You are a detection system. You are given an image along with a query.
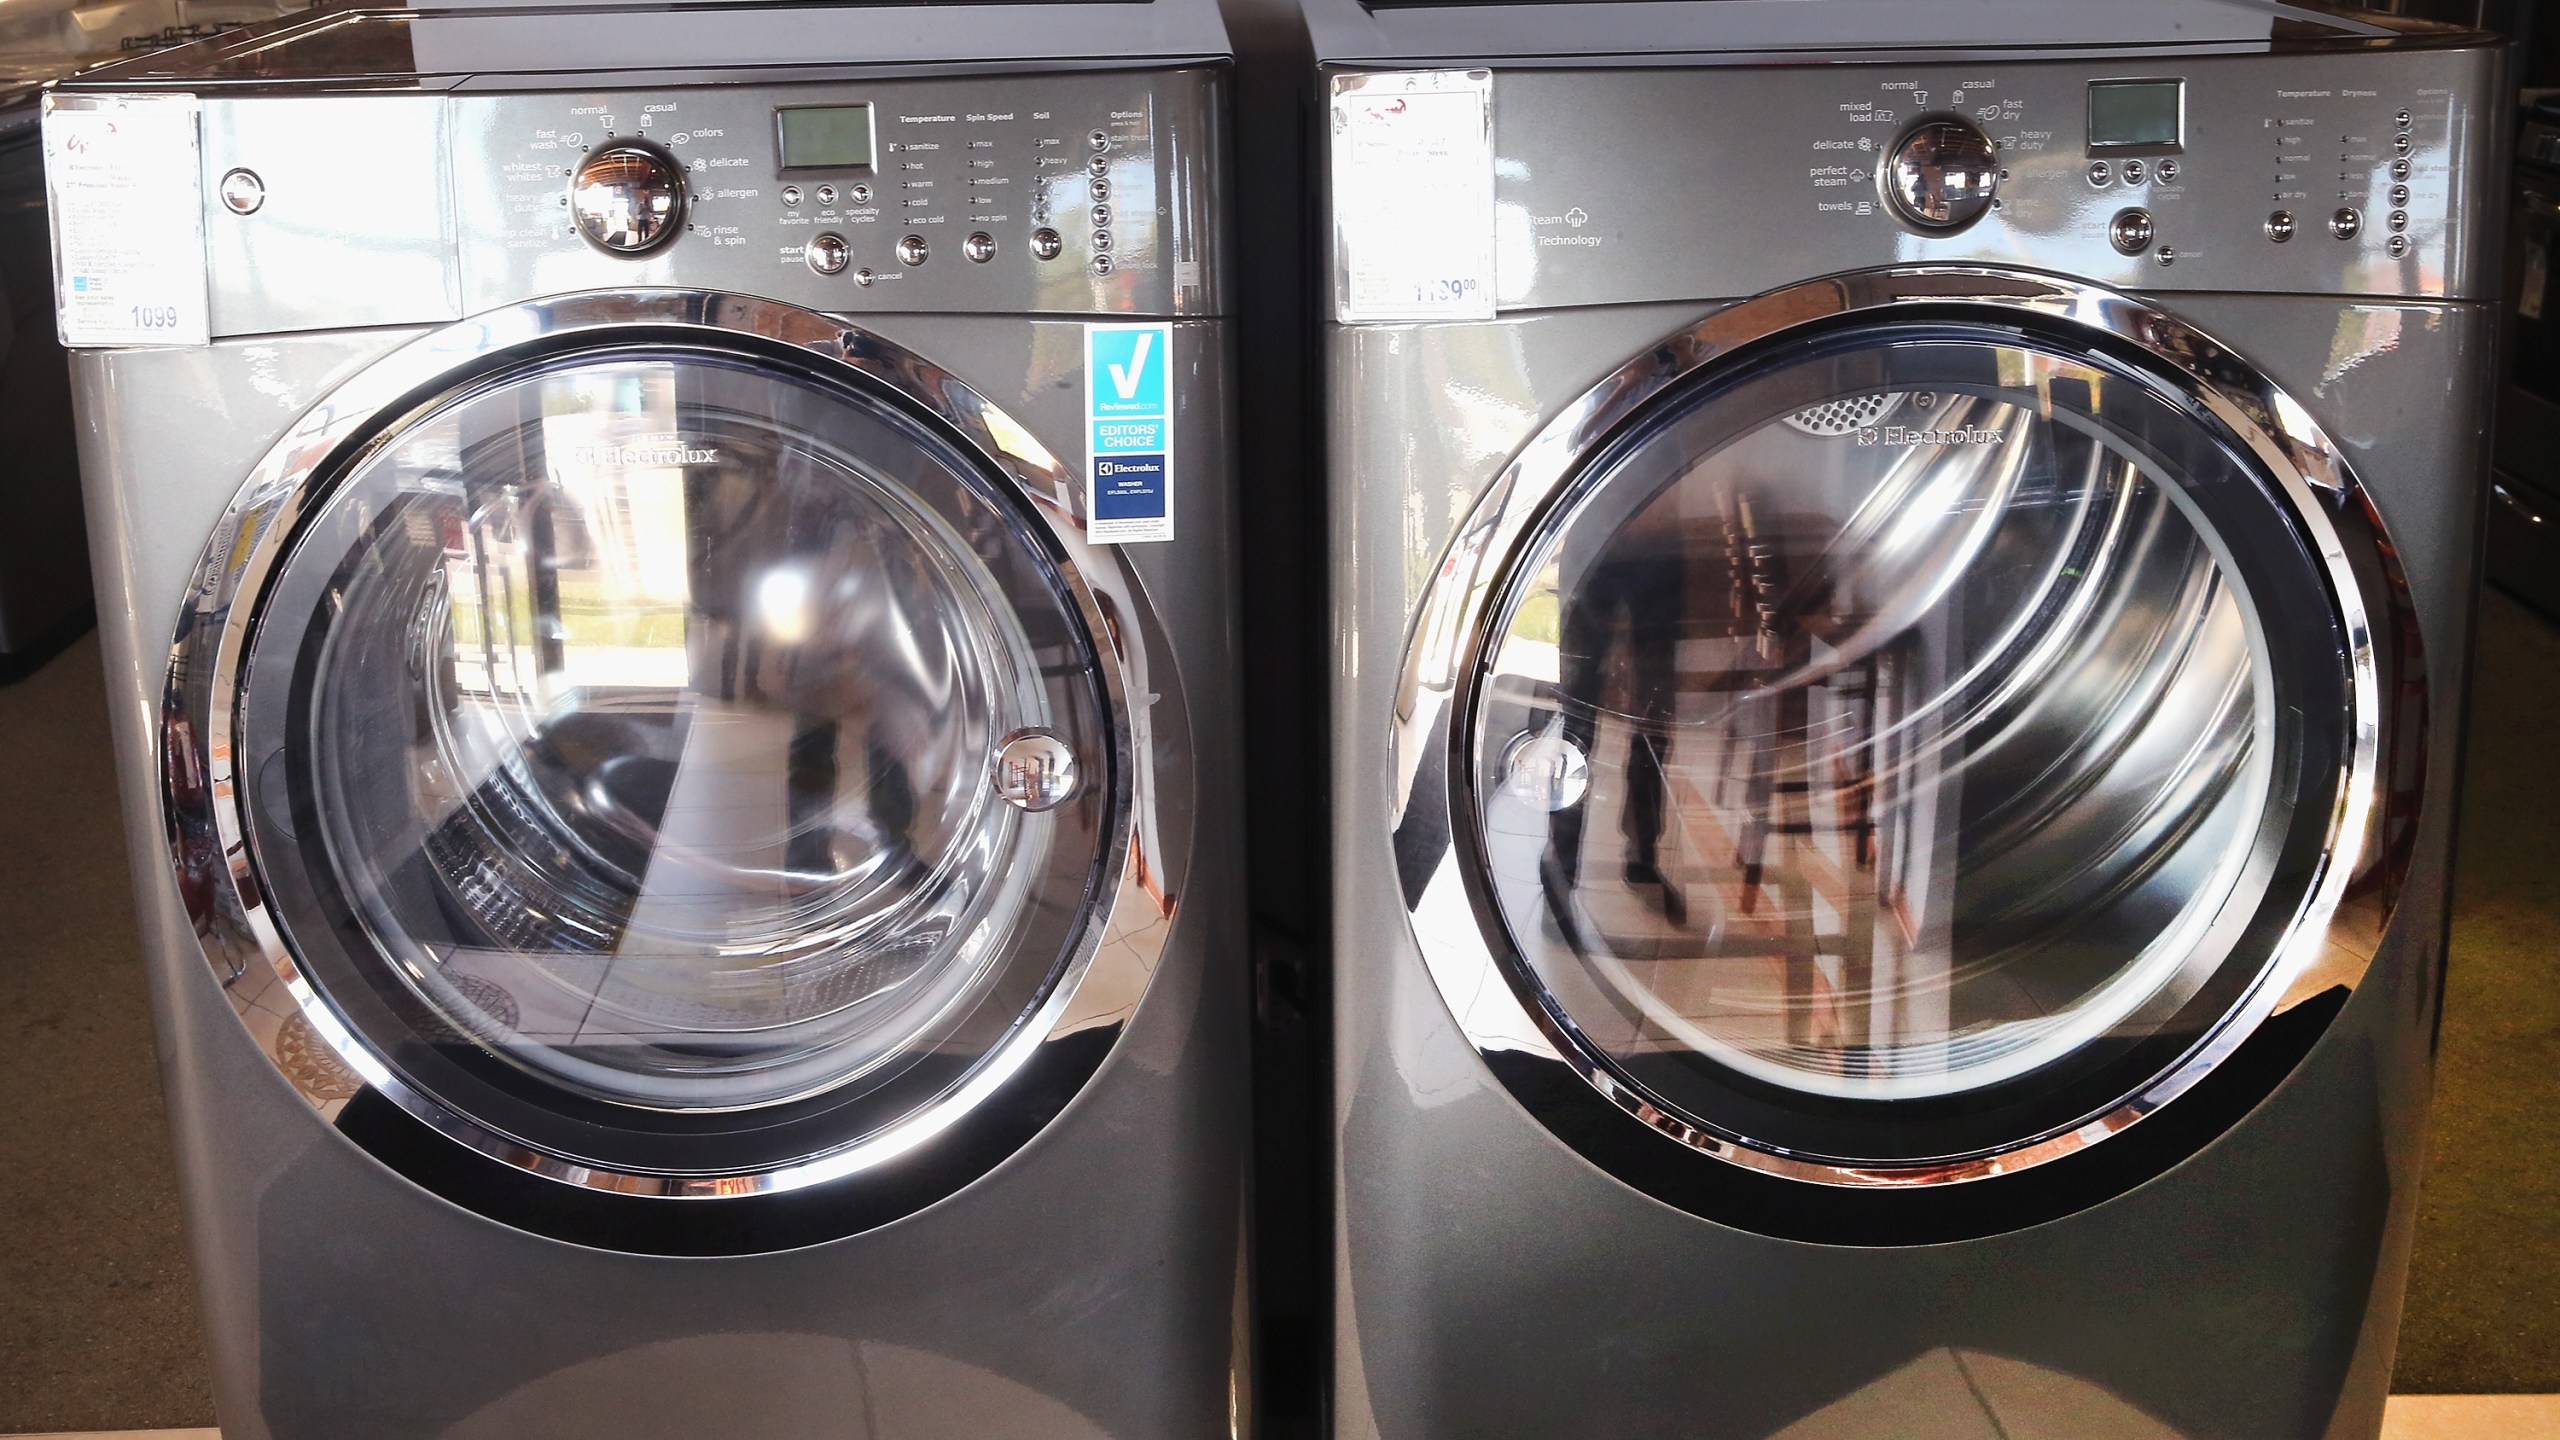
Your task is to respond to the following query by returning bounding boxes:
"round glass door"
[236,343,1114,1175]
[1467,322,2353,1168]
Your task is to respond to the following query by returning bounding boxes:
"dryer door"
[1395,270,2418,1242]
[169,293,1177,1254]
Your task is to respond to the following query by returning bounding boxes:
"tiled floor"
[15,1396,2560,1438]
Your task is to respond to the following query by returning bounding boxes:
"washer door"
[1394,271,2418,1242]
[170,294,1175,1253]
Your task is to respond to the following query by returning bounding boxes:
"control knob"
[1883,117,2001,232]
[569,142,685,255]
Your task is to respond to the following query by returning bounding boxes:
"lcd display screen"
[2088,81,2184,150]
[777,105,875,170]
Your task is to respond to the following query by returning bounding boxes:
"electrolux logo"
[1856,424,2007,448]
[574,435,720,467]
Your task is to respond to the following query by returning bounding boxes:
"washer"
[55,4,1245,1435]
[1315,3,2500,1435]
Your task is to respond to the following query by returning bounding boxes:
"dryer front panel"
[1390,270,2419,1240]
[164,292,1187,1252]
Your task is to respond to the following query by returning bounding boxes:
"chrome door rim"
[166,289,1182,1202]
[1387,266,2406,1190]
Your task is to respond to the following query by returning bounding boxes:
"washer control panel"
[190,65,1222,333]
[1474,45,2497,310]
[454,70,1213,314]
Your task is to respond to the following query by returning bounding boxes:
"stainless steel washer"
[54,4,1246,1434]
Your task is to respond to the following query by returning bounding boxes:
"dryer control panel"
[1357,44,2499,313]
[180,66,1224,339]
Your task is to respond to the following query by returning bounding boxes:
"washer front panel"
[1389,268,2415,1193]
[162,291,1187,1239]
[1327,42,2499,312]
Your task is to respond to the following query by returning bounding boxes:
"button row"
[2086,157,2179,188]
[780,183,870,209]
[804,226,1089,276]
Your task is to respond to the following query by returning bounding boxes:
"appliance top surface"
[61,0,1230,89]
[1304,0,2480,67]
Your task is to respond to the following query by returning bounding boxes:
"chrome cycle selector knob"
[1883,117,2001,232]
[569,143,685,255]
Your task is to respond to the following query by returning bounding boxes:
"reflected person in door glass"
[1548,482,1691,927]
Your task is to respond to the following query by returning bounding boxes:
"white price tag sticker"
[42,93,210,349]
[1331,70,1495,323]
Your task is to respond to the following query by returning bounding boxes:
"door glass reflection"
[286,354,1102,1111]
[1475,359,2278,1107]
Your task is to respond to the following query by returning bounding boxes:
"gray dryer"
[1314,2,2501,1436]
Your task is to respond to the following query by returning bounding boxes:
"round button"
[569,142,685,255]
[852,267,876,287]
[2108,206,2156,256]
[2388,235,2411,258]
[963,231,997,263]
[1088,130,1110,152]
[781,185,802,208]
[992,729,1079,811]
[1031,227,1064,261]
[2266,209,2297,243]
[2390,183,2411,206]
[1091,230,1113,252]
[897,234,930,266]
[2122,158,2146,185]
[2156,158,2180,183]
[1886,117,2001,231]
[850,183,872,204]
[1088,156,1109,177]
[2087,159,2112,187]
[1090,177,1112,202]
[2391,158,2412,180]
[2388,209,2408,233]
[2332,207,2363,240]
[218,167,265,216]
[1091,253,1116,276]
[2397,109,2414,129]
[805,232,850,275]
[1091,203,1113,227]
[816,184,837,206]
[2155,245,2177,267]
[1501,733,1590,813]
[2394,134,2414,156]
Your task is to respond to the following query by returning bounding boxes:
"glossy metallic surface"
[1379,48,2498,313]
[995,729,1081,812]
[164,291,1181,1201]
[1388,268,2407,1188]
[216,166,262,215]
[64,55,1228,337]
[1883,116,1999,231]
[2110,206,2156,254]
[570,143,685,255]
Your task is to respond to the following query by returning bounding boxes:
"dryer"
[54,4,1245,1436]
[1315,3,2501,1436]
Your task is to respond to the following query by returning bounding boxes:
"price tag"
[43,93,211,348]
[1331,70,1495,324]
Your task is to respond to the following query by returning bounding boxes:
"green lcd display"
[776,104,876,170]
[2088,80,2184,151]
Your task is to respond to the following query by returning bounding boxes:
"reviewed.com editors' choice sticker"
[1086,322,1174,544]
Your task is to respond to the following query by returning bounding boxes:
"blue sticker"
[1085,323,1174,543]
